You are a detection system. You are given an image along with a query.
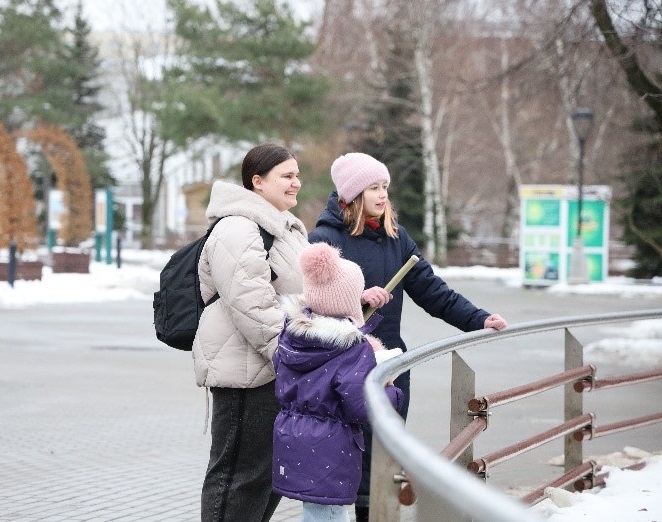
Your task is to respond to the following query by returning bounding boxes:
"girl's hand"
[361,286,392,308]
[484,314,508,331]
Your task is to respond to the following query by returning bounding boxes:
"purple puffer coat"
[272,296,403,505]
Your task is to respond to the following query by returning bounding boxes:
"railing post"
[443,351,476,521]
[564,329,584,477]
[369,420,403,522]
[451,351,476,469]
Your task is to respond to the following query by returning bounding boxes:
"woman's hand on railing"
[484,314,508,330]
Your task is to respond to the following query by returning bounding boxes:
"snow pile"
[532,448,662,521]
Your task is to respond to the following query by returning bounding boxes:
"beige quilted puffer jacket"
[193,181,308,388]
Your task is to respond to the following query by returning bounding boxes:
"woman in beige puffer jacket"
[196,144,308,522]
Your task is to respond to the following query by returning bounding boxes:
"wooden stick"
[363,255,419,321]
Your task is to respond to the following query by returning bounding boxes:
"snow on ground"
[1,252,661,521]
[4,251,662,308]
[531,448,662,522]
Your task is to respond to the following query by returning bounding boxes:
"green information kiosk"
[519,184,611,286]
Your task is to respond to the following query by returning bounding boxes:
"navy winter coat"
[308,192,491,355]
[272,296,403,505]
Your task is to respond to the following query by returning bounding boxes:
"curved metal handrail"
[364,309,662,522]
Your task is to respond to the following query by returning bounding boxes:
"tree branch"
[590,0,662,126]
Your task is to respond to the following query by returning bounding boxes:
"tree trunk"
[498,38,522,239]
[415,42,446,266]
[590,0,662,128]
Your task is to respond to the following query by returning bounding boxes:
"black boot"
[355,506,369,522]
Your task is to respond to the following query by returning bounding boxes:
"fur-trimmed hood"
[206,180,306,239]
[278,295,384,372]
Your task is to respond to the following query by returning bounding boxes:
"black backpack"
[153,218,275,351]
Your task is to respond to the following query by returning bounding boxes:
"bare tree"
[111,23,179,249]
[589,0,662,126]
[407,1,447,263]
[315,0,652,255]
[589,0,662,264]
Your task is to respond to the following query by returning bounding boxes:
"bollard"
[116,235,122,269]
[8,241,17,287]
[95,233,102,262]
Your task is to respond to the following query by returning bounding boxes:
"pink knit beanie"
[299,243,365,326]
[331,152,390,203]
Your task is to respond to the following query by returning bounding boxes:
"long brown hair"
[341,193,399,238]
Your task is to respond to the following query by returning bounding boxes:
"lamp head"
[571,108,594,142]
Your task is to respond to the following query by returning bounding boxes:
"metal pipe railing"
[573,412,662,440]
[574,368,662,392]
[441,416,488,461]
[468,365,595,412]
[520,461,596,505]
[467,414,594,474]
[364,308,662,522]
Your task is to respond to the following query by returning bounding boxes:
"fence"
[446,240,635,274]
[364,309,662,522]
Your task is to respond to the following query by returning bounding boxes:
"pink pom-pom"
[298,243,340,285]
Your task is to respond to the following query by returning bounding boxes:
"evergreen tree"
[0,1,112,191]
[161,0,329,147]
[0,0,75,128]
[615,118,662,278]
[0,0,111,244]
[355,36,427,245]
[63,1,113,190]
[0,0,70,232]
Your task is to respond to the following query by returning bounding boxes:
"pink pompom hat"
[298,243,365,326]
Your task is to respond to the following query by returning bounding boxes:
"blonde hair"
[340,193,399,238]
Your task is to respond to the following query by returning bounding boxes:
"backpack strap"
[258,225,277,281]
[203,218,223,307]
[204,221,277,308]
[207,217,222,235]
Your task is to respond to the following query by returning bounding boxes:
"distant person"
[272,242,403,522]
[195,143,308,522]
[308,152,508,521]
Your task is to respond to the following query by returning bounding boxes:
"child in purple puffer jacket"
[273,242,404,522]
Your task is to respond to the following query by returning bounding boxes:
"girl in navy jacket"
[308,152,507,521]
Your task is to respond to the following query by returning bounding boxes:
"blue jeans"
[302,502,350,522]
[201,382,281,522]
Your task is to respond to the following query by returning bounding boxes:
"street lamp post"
[568,107,594,284]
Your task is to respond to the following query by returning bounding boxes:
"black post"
[116,235,122,269]
[576,135,585,238]
[8,241,17,288]
[569,108,594,284]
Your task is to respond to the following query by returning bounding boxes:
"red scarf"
[364,218,381,230]
[339,201,381,230]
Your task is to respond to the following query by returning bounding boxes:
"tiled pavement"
[5,262,662,522]
[6,292,661,521]
[0,301,414,521]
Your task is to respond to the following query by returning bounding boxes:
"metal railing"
[364,309,662,522]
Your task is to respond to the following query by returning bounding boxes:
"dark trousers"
[356,370,410,509]
[201,382,282,522]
